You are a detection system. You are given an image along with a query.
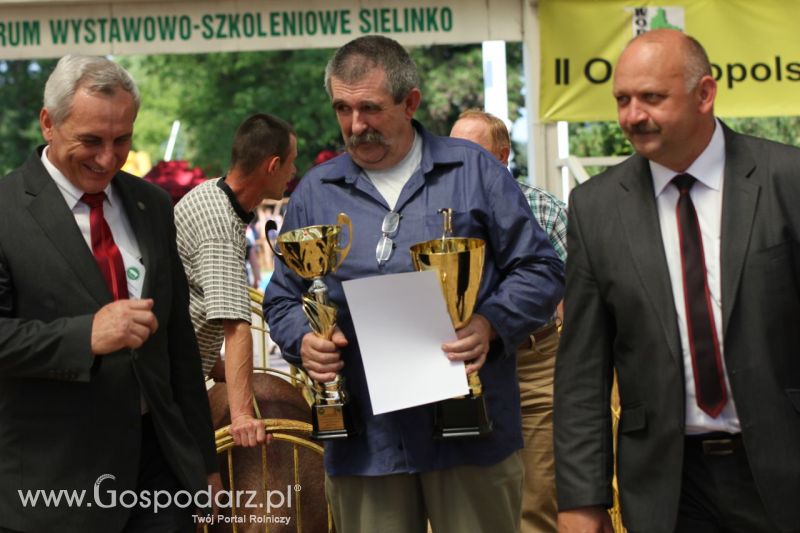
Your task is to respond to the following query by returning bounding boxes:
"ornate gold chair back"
[202,419,334,533]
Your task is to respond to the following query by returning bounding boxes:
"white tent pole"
[164,119,181,162]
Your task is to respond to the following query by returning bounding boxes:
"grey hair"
[324,35,419,103]
[43,54,140,125]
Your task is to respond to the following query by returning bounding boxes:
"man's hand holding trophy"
[410,208,493,439]
[266,214,361,440]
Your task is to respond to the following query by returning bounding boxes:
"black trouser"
[672,433,777,533]
[122,414,195,533]
[3,416,196,533]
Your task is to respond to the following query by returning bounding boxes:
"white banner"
[0,0,522,59]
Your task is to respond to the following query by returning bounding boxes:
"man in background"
[0,54,219,532]
[175,113,297,447]
[451,109,567,533]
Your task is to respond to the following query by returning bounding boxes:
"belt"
[518,320,559,350]
[685,432,743,456]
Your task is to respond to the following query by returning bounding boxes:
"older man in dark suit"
[0,55,219,533]
[554,30,800,533]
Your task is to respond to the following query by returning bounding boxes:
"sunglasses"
[376,211,401,266]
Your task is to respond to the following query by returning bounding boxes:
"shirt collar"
[651,118,725,197]
[216,176,255,223]
[40,145,117,209]
[319,120,462,184]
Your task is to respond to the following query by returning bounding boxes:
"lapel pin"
[137,201,146,211]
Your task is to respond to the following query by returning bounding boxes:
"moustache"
[628,122,660,135]
[346,131,388,150]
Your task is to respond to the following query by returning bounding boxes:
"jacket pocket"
[619,402,647,434]
[424,211,483,240]
[786,389,800,414]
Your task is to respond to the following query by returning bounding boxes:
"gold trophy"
[265,213,360,439]
[409,208,493,439]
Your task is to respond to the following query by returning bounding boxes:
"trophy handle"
[438,208,454,238]
[332,212,352,271]
[264,220,285,266]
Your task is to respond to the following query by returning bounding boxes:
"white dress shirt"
[41,147,148,413]
[41,147,143,295]
[651,120,740,434]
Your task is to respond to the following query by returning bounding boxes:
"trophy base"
[311,401,361,440]
[433,395,493,439]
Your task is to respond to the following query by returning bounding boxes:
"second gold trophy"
[410,208,493,439]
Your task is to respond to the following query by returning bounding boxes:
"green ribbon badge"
[126,267,141,280]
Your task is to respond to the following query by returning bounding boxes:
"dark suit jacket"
[554,124,800,533]
[0,149,217,532]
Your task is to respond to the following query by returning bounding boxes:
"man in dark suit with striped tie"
[554,29,800,533]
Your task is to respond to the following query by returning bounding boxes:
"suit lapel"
[114,174,157,299]
[719,127,759,336]
[23,152,111,306]
[617,155,682,364]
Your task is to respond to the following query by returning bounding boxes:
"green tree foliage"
[569,117,800,163]
[412,43,524,136]
[723,116,800,147]
[568,121,632,159]
[0,59,57,175]
[116,55,184,164]
[121,49,341,177]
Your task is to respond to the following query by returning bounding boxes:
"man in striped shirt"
[175,114,297,447]
[451,109,567,533]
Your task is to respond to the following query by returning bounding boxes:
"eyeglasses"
[376,211,401,266]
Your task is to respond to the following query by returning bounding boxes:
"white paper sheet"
[342,270,469,415]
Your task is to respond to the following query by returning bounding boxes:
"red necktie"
[673,174,727,417]
[81,192,129,301]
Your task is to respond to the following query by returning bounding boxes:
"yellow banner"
[540,0,800,121]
